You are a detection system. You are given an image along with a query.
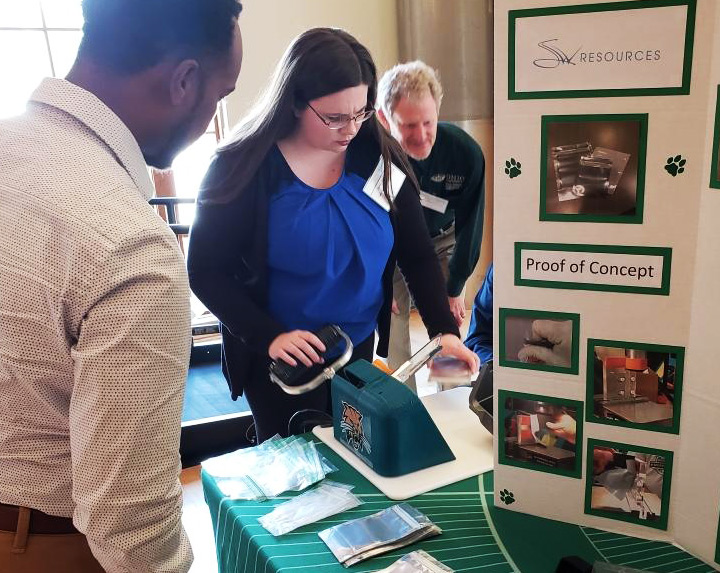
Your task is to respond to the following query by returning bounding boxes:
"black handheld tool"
[524,335,555,349]
[469,360,493,434]
[269,325,353,395]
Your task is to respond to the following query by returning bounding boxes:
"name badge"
[419,191,449,213]
[363,157,406,211]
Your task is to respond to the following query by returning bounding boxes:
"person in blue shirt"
[188,28,479,441]
[464,263,493,364]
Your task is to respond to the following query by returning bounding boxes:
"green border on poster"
[716,506,720,564]
[498,390,584,479]
[584,438,674,531]
[585,339,685,435]
[514,242,673,296]
[710,85,720,189]
[499,308,580,375]
[508,0,696,100]
[539,114,648,224]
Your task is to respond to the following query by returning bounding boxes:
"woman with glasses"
[188,27,479,442]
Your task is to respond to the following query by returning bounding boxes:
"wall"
[224,0,399,126]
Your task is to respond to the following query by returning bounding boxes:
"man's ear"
[169,59,201,107]
[377,108,390,130]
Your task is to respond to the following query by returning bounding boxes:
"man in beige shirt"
[0,1,243,571]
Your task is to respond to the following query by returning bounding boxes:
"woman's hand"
[447,296,466,327]
[437,334,480,374]
[269,330,326,367]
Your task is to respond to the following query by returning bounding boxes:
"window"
[0,1,83,119]
[153,107,229,231]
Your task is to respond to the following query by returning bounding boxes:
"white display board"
[495,0,720,568]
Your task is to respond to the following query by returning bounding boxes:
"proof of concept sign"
[515,242,672,295]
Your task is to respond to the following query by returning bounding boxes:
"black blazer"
[187,134,458,399]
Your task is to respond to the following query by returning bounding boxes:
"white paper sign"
[511,2,692,96]
[516,244,671,293]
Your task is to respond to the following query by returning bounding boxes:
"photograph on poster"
[585,439,673,530]
[499,308,579,374]
[499,391,583,478]
[587,340,684,435]
[540,114,648,223]
[716,504,720,565]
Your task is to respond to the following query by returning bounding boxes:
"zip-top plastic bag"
[202,435,336,500]
[376,550,454,572]
[259,481,362,536]
[319,503,441,566]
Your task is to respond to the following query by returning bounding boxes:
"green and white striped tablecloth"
[203,441,714,573]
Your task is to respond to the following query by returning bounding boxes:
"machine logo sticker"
[340,401,371,455]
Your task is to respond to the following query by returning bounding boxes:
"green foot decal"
[500,489,516,505]
[665,155,686,177]
[505,158,522,179]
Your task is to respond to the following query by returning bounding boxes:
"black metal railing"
[148,197,196,236]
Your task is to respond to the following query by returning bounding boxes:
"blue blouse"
[267,155,394,346]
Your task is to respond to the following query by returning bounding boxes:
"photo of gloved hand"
[545,412,576,444]
[517,319,572,367]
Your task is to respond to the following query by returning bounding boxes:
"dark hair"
[200,27,417,205]
[78,0,242,73]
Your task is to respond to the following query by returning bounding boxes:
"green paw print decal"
[665,155,686,177]
[505,158,522,179]
[500,489,516,505]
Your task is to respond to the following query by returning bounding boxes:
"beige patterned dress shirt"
[0,78,193,572]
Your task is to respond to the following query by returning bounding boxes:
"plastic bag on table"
[249,437,327,497]
[319,503,441,566]
[258,481,361,536]
[202,435,335,499]
[376,550,454,572]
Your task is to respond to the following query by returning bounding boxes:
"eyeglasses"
[307,102,376,130]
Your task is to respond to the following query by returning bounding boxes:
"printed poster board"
[495,0,720,567]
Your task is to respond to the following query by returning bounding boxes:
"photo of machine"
[590,345,679,429]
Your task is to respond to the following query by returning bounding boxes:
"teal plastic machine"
[270,325,456,477]
[331,358,455,476]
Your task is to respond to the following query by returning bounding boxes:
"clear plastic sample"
[551,142,631,202]
[551,142,593,200]
[590,147,631,194]
[428,356,473,390]
[572,156,613,197]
